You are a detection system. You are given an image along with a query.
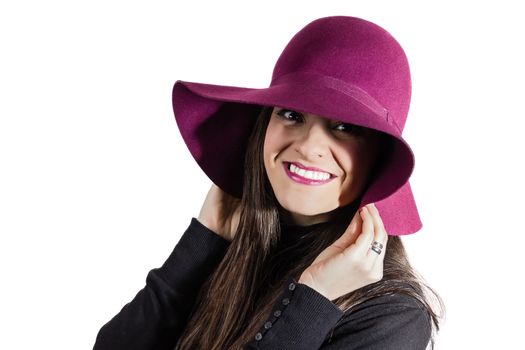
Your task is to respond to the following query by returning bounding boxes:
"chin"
[279,197,337,217]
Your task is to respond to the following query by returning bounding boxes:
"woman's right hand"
[197,183,242,242]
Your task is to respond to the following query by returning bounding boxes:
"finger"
[351,206,375,257]
[367,203,386,236]
[368,207,387,273]
[366,203,387,259]
[362,203,385,270]
[334,209,363,248]
[370,232,388,266]
[370,234,388,280]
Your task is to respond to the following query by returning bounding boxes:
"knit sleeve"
[242,276,344,349]
[243,278,432,350]
[93,217,231,350]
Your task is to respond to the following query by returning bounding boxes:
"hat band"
[270,70,389,120]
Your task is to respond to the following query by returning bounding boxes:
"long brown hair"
[175,105,445,349]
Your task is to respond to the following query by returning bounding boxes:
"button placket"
[253,278,298,342]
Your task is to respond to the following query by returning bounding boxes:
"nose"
[294,120,331,160]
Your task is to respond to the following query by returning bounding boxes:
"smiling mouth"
[283,162,336,185]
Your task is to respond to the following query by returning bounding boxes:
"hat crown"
[271,16,412,132]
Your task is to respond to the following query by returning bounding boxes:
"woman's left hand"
[298,203,388,301]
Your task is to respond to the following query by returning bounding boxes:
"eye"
[334,122,365,136]
[275,108,303,122]
[275,109,365,136]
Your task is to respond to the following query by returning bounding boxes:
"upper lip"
[285,161,337,177]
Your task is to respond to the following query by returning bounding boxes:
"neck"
[277,198,362,227]
[277,206,335,227]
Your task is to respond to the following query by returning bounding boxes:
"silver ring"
[371,241,383,249]
[371,246,382,254]
[371,241,383,255]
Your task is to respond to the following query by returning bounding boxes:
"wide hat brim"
[172,77,422,235]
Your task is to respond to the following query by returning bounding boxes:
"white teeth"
[289,163,330,181]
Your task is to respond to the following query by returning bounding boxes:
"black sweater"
[93,218,432,349]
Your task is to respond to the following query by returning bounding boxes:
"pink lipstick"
[283,161,336,185]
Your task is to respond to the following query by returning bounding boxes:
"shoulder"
[326,293,432,349]
[344,292,428,318]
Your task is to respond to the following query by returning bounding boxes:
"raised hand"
[298,203,388,301]
[197,183,242,242]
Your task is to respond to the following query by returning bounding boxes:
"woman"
[94,16,444,349]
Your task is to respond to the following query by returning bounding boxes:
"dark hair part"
[175,106,445,349]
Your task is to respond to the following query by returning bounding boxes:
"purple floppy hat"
[172,15,422,236]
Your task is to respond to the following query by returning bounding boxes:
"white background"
[1,1,523,348]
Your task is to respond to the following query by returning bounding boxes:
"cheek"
[263,120,284,162]
[335,144,372,205]
[340,141,374,187]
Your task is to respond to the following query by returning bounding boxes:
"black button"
[288,282,296,291]
[273,310,282,317]
[255,332,262,341]
[282,298,290,305]
[264,321,273,329]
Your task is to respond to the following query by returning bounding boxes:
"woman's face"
[263,106,382,226]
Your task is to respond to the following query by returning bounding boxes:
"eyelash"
[275,109,364,135]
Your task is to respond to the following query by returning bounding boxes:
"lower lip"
[283,162,335,185]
